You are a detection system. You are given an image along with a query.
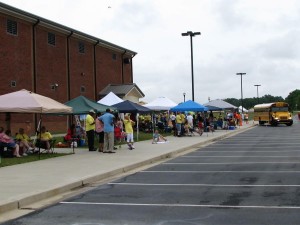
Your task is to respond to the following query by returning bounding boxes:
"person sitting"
[16,128,35,154]
[183,121,193,136]
[37,126,52,152]
[152,129,167,144]
[64,124,80,146]
[0,127,21,157]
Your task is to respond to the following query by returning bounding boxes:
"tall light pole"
[182,31,201,101]
[183,92,186,102]
[254,84,261,104]
[236,73,246,114]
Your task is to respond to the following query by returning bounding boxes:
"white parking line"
[108,183,300,187]
[141,170,300,173]
[163,162,300,164]
[59,201,300,209]
[198,150,300,152]
[182,156,300,158]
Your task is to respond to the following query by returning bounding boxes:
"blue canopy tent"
[170,100,208,112]
[112,100,151,114]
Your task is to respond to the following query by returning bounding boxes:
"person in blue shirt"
[99,108,115,153]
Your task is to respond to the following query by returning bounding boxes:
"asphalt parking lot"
[2,122,300,225]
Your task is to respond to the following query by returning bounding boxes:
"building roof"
[0,2,137,57]
[99,83,145,99]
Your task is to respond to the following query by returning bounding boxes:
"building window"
[48,32,56,46]
[10,80,16,87]
[79,42,85,53]
[112,53,117,60]
[80,86,86,93]
[7,19,17,35]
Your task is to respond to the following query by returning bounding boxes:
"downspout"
[94,40,99,100]
[67,31,73,101]
[67,31,73,127]
[121,50,126,84]
[32,19,40,131]
[131,53,137,83]
[32,19,40,93]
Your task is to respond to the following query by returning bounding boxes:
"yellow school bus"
[254,102,293,126]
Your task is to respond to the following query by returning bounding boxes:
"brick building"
[0,3,138,134]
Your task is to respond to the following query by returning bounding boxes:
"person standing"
[95,112,104,152]
[85,109,96,151]
[170,112,176,136]
[123,115,135,150]
[175,112,183,137]
[186,112,194,128]
[99,108,115,153]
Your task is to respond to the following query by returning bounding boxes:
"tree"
[285,89,300,111]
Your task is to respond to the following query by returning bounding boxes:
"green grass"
[0,130,170,168]
[0,153,70,168]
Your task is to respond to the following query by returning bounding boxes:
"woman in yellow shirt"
[16,128,34,153]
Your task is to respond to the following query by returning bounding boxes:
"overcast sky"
[2,0,300,104]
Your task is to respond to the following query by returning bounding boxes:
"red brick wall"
[0,15,33,93]
[69,37,95,100]
[0,11,134,134]
[96,48,123,93]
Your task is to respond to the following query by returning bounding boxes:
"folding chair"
[35,139,56,153]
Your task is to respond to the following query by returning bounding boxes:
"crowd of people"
[0,108,249,158]
[0,125,54,157]
[81,108,249,154]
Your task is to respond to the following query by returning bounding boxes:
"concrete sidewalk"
[0,122,255,222]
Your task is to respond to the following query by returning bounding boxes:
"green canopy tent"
[64,95,116,114]
[64,96,117,151]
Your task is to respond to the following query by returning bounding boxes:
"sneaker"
[131,145,135,149]
[22,153,28,156]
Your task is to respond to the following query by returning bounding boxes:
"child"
[123,115,135,150]
[152,130,167,144]
[114,122,125,149]
[196,120,204,136]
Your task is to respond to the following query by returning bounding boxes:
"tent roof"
[170,100,208,112]
[204,99,237,110]
[65,95,116,114]
[97,91,124,106]
[143,96,177,111]
[112,100,151,113]
[205,105,223,111]
[238,105,248,112]
[0,89,72,114]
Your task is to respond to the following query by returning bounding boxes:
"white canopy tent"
[97,91,123,106]
[143,96,177,111]
[238,106,248,113]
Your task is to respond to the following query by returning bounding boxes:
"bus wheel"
[286,122,293,126]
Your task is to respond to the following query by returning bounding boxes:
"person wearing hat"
[86,109,96,151]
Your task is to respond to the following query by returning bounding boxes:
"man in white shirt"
[186,112,194,128]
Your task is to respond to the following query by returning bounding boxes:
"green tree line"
[224,89,300,111]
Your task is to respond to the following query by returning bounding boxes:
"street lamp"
[236,73,246,114]
[183,92,186,102]
[182,31,201,101]
[254,84,261,104]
